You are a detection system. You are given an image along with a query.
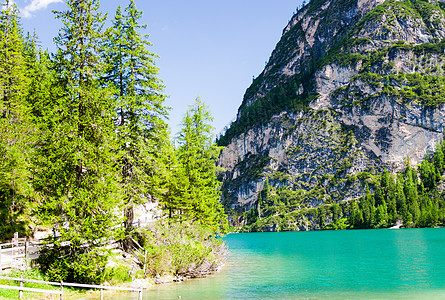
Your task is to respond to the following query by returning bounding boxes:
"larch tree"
[102,0,169,243]
[158,138,191,219]
[0,0,34,239]
[176,97,229,234]
[34,0,122,283]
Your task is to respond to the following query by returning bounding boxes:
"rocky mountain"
[217,0,445,231]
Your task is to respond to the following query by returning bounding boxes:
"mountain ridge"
[217,0,445,231]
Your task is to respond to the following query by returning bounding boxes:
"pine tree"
[102,0,168,239]
[420,157,438,190]
[34,0,122,283]
[358,185,376,228]
[0,0,34,238]
[404,166,420,224]
[433,140,445,174]
[375,202,388,228]
[332,203,341,223]
[176,97,229,233]
[158,142,191,219]
[350,201,363,228]
[22,33,53,118]
[396,175,411,225]
[382,171,397,224]
[317,206,325,228]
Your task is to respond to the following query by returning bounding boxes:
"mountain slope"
[217,0,445,230]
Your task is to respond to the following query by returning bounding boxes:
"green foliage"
[0,269,57,298]
[102,0,169,240]
[349,138,445,229]
[0,0,229,287]
[0,0,36,240]
[32,0,123,283]
[0,269,92,299]
[103,262,132,285]
[172,97,229,233]
[38,245,109,284]
[217,80,314,146]
[241,136,445,232]
[351,71,445,107]
[324,217,349,230]
[134,220,226,277]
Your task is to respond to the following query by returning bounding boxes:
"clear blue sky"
[17,0,303,136]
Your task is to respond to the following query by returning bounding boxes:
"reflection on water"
[393,229,430,289]
[108,228,445,300]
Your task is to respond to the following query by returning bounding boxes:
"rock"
[218,0,445,230]
[130,278,150,289]
[154,274,175,284]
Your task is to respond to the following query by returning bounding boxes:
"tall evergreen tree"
[102,0,169,238]
[176,97,229,233]
[404,166,420,224]
[0,0,34,238]
[22,33,53,118]
[383,171,397,224]
[396,175,410,225]
[34,0,122,283]
[375,202,388,228]
[158,139,191,219]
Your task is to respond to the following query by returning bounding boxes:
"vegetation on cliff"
[218,0,445,232]
[218,0,445,147]
[242,136,445,232]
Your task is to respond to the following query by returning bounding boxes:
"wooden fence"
[0,232,145,299]
[0,233,41,274]
[0,220,149,273]
[0,276,143,300]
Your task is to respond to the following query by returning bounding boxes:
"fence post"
[13,232,18,260]
[25,241,29,270]
[100,288,103,300]
[19,276,23,299]
[0,244,2,275]
[143,250,147,276]
[60,281,63,300]
[139,288,143,300]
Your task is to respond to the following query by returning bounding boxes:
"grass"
[0,269,99,299]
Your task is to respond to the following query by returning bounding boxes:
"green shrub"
[134,220,225,278]
[103,263,132,285]
[38,245,109,284]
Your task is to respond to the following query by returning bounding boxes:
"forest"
[242,137,445,232]
[0,0,228,284]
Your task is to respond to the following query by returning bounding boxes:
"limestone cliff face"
[218,0,445,230]
[238,0,385,114]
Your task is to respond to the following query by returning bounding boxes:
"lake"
[113,228,445,299]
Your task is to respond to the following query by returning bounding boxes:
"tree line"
[0,0,227,283]
[242,137,445,232]
[348,140,445,229]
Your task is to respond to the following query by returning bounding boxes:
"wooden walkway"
[0,219,147,274]
[0,236,40,274]
[0,225,149,298]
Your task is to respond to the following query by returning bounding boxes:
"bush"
[38,245,109,284]
[103,263,132,285]
[133,220,226,278]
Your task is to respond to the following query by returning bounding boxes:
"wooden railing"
[0,219,151,273]
[1,232,145,299]
[0,235,40,274]
[0,276,143,300]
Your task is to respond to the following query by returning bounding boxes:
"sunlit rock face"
[218,0,445,228]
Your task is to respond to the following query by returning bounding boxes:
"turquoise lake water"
[114,228,445,299]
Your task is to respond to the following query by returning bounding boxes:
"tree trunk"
[122,204,134,251]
